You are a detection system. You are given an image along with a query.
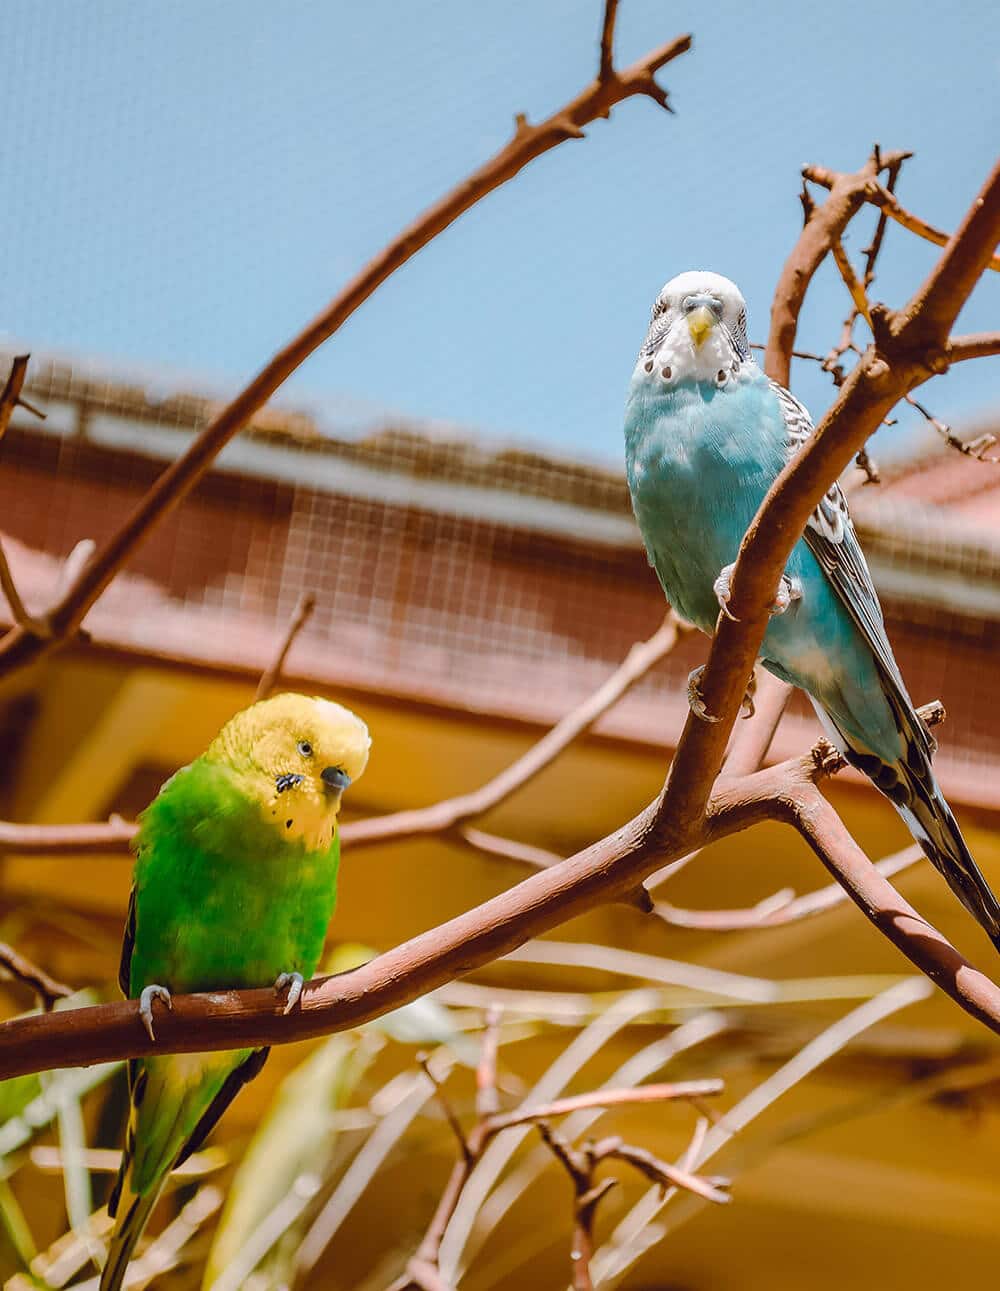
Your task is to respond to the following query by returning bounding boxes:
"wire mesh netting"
[2,346,1000,801]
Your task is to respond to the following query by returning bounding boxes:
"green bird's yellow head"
[206,692,371,850]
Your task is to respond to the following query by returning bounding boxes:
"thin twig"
[0,940,73,1011]
[0,539,53,637]
[0,611,687,858]
[906,393,1000,463]
[482,1081,723,1136]
[654,843,922,931]
[419,1054,472,1161]
[588,1135,730,1204]
[254,592,316,701]
[830,237,873,326]
[345,611,688,848]
[0,355,45,443]
[802,159,1000,273]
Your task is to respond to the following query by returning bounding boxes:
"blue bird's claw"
[741,670,757,720]
[138,983,173,1042]
[769,575,802,616]
[275,971,305,1015]
[713,564,740,622]
[687,666,721,724]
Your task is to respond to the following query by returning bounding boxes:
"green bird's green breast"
[127,760,340,996]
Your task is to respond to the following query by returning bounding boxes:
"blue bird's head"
[635,270,754,390]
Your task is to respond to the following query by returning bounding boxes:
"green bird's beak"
[687,305,715,349]
[321,765,352,793]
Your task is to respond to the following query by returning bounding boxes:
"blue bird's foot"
[715,565,802,620]
[688,665,757,723]
[712,564,740,622]
[741,670,757,720]
[275,971,305,1015]
[687,666,721,723]
[769,574,802,616]
[138,983,173,1041]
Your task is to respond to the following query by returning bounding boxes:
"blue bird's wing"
[769,379,1000,948]
[768,380,934,763]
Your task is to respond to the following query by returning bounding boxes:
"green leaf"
[0,1177,38,1275]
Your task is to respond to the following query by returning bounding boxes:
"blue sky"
[3,0,998,464]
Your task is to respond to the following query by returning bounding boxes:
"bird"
[624,269,1000,951]
[101,692,371,1291]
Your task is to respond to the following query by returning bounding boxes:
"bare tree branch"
[0,14,690,682]
[947,331,1000,363]
[802,162,1000,273]
[765,148,910,387]
[0,158,997,1090]
[0,539,52,638]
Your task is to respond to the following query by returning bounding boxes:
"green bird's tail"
[100,1184,163,1291]
[102,1048,268,1290]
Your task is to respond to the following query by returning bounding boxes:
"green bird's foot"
[138,983,172,1041]
[274,971,305,1015]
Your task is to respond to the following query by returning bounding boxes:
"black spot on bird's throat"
[286,819,293,829]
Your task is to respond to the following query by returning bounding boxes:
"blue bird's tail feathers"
[818,700,1000,952]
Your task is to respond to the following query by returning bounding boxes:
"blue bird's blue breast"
[624,371,902,763]
[624,375,788,633]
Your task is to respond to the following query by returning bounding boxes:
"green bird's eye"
[297,740,313,758]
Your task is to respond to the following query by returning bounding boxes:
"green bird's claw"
[275,971,305,1015]
[138,983,173,1041]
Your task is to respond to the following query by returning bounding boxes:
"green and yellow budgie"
[101,693,370,1291]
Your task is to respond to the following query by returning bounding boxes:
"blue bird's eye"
[297,740,313,758]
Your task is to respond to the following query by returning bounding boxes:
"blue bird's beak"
[321,765,352,793]
[687,305,715,350]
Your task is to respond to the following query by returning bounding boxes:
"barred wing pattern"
[768,379,935,761]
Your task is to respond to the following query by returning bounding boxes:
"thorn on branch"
[553,113,586,140]
[799,179,816,226]
[639,76,673,111]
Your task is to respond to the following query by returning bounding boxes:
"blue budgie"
[624,269,1000,950]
